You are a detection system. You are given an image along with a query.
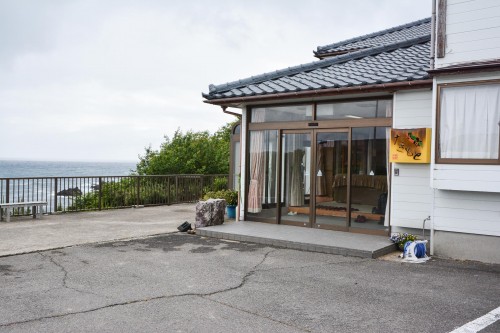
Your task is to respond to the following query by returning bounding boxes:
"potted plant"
[222,189,238,219]
[390,232,418,251]
[203,189,238,219]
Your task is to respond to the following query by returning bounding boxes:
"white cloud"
[0,0,431,161]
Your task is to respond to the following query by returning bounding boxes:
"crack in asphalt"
[0,248,285,329]
[204,297,312,333]
[1,247,359,331]
[37,252,103,298]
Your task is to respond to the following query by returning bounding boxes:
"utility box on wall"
[390,128,431,163]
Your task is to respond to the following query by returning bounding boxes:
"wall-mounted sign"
[390,128,431,163]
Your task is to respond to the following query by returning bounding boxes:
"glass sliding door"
[349,127,390,234]
[280,132,311,226]
[245,126,391,236]
[313,131,349,230]
[246,130,279,222]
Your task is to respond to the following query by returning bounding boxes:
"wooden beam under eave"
[436,0,446,58]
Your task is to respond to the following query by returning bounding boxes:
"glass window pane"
[233,142,240,191]
[317,100,392,120]
[281,133,311,225]
[251,105,312,123]
[350,127,390,231]
[247,130,278,219]
[440,84,500,159]
[315,132,349,230]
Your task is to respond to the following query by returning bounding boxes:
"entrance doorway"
[246,127,390,235]
[280,128,389,235]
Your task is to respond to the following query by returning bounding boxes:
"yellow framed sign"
[390,128,431,163]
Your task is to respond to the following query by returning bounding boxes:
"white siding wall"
[391,90,433,229]
[434,190,500,236]
[435,0,500,68]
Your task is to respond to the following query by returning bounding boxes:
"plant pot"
[226,205,236,219]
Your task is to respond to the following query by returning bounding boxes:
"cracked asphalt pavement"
[0,233,499,333]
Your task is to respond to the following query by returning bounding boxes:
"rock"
[57,187,82,196]
[195,199,226,228]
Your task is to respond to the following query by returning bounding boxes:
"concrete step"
[197,221,396,259]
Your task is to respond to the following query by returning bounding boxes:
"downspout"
[430,0,436,70]
[222,106,242,118]
[430,0,437,254]
[430,188,436,255]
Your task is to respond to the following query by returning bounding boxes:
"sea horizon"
[0,158,136,163]
[0,159,137,178]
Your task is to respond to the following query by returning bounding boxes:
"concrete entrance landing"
[198,221,396,258]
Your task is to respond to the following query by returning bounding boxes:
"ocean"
[0,160,137,178]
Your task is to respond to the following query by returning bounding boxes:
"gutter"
[204,79,433,106]
[427,60,500,76]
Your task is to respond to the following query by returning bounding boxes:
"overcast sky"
[0,0,431,162]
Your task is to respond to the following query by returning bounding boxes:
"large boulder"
[195,199,226,228]
[57,187,82,196]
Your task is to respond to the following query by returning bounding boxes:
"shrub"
[203,189,238,206]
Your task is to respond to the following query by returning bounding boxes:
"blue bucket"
[226,205,236,219]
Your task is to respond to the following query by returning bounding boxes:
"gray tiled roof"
[203,35,431,101]
[314,18,431,57]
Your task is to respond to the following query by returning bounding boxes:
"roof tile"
[203,18,432,101]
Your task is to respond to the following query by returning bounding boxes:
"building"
[427,0,500,263]
[202,1,500,264]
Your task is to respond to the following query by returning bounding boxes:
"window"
[317,99,392,120]
[251,105,312,123]
[437,81,500,164]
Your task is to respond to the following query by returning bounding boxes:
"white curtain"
[247,110,266,213]
[440,84,500,159]
[289,147,305,206]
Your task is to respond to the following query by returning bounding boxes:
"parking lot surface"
[1,233,499,332]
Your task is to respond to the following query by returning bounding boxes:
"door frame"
[310,128,351,232]
[245,125,391,236]
[279,129,313,227]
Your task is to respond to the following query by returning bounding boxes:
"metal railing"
[0,174,228,217]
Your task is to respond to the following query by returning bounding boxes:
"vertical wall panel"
[391,90,433,229]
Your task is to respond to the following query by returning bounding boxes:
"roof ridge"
[205,34,430,96]
[315,17,431,53]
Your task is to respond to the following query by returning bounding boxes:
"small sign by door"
[390,128,431,163]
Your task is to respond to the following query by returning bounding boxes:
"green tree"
[135,122,235,175]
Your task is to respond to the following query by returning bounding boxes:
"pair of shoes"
[354,215,366,223]
[177,221,192,232]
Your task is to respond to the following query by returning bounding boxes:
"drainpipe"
[430,0,436,70]
[221,106,242,118]
[430,188,436,255]
[430,0,437,254]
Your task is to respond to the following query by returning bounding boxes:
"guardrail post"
[98,177,102,210]
[200,176,204,200]
[167,177,170,205]
[5,179,10,204]
[136,176,141,206]
[53,177,58,213]
[175,176,179,203]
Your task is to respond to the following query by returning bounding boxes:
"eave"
[203,79,433,107]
